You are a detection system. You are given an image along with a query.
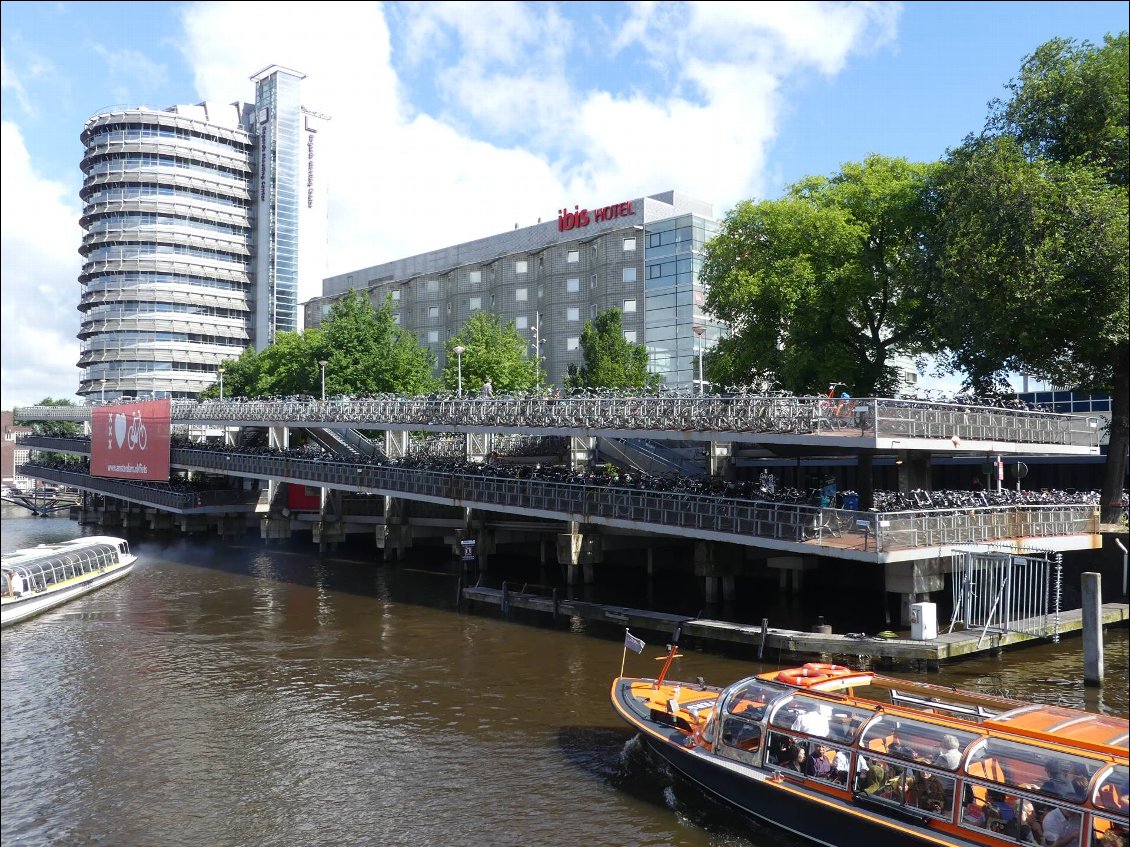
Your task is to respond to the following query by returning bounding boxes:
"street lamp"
[100,379,106,403]
[530,312,543,391]
[452,346,465,397]
[692,324,705,395]
[318,359,328,401]
[217,365,225,401]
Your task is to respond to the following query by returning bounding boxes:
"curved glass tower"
[76,66,326,401]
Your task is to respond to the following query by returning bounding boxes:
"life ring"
[776,664,854,686]
[803,662,852,676]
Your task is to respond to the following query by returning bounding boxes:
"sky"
[1,1,1126,408]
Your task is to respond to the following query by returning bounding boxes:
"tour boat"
[1,536,137,628]
[611,633,1128,847]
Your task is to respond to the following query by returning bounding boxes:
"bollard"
[758,617,768,660]
[1116,538,1127,599]
[1081,572,1103,687]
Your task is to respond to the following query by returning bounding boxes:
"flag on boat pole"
[620,628,646,679]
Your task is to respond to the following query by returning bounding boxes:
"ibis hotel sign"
[557,199,636,232]
[90,399,171,481]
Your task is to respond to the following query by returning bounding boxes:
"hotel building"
[76,65,328,401]
[305,190,723,391]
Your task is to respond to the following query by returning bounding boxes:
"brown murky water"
[2,513,1125,847]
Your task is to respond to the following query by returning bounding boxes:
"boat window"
[718,715,762,766]
[767,694,873,741]
[1094,764,1129,813]
[858,716,979,769]
[720,678,788,721]
[1091,813,1128,847]
[857,754,958,823]
[964,737,1102,802]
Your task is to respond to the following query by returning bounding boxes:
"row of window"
[82,273,250,293]
[85,123,250,153]
[86,212,249,238]
[84,183,250,210]
[417,330,637,348]
[417,300,638,322]
[399,268,640,303]
[86,244,250,267]
[85,154,246,182]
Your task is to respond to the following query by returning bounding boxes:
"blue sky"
[1,1,1126,407]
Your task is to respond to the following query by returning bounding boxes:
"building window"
[516,288,528,302]
[591,274,598,290]
[567,337,580,351]
[429,306,440,319]
[566,278,580,293]
[515,260,528,274]
[590,304,597,318]
[624,299,637,313]
[470,297,481,311]
[427,330,439,343]
[623,267,637,282]
[567,250,579,263]
[624,331,637,343]
[567,307,580,321]
[393,313,401,325]
[515,316,528,330]
[426,280,440,293]
[623,237,636,252]
[469,271,481,284]
[391,289,401,301]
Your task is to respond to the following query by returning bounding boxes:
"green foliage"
[563,308,660,392]
[935,31,1128,524]
[21,397,82,438]
[700,154,939,396]
[988,33,1128,187]
[203,291,439,398]
[443,311,541,394]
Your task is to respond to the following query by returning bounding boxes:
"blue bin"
[842,494,860,511]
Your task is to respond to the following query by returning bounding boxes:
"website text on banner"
[90,399,172,481]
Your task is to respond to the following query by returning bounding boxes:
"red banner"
[90,399,171,481]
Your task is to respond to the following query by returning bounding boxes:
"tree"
[206,291,439,398]
[933,33,1129,524]
[564,308,661,392]
[700,154,939,397]
[443,311,541,394]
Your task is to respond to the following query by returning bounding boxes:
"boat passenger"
[9,571,24,597]
[933,734,962,769]
[861,763,888,795]
[804,742,833,779]
[1042,760,1076,798]
[1042,807,1081,847]
[791,704,831,737]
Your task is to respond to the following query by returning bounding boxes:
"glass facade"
[77,104,255,399]
[643,214,722,390]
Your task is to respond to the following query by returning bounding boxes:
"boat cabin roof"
[2,537,130,579]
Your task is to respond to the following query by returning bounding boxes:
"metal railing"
[20,443,1100,554]
[14,395,1102,449]
[948,548,1062,643]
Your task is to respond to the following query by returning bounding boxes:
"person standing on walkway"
[480,378,493,398]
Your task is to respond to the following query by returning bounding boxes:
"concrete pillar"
[557,520,601,584]
[766,556,816,594]
[884,558,944,625]
[707,441,734,480]
[694,541,742,603]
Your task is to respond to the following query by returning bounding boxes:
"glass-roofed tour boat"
[611,630,1128,847]
[1,536,137,628]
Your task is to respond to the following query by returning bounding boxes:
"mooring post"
[1081,572,1103,687]
[758,618,768,660]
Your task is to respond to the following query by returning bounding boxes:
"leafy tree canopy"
[443,311,541,394]
[700,154,939,396]
[204,291,439,398]
[563,308,661,392]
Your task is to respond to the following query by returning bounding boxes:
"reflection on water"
[1,513,1126,847]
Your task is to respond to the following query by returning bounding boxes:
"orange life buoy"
[802,662,852,676]
[776,668,831,686]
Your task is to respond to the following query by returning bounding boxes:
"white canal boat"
[1,536,137,628]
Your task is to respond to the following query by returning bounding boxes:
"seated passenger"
[933,734,962,769]
[1042,760,1076,798]
[1043,807,1082,847]
[860,763,888,795]
[791,704,832,737]
[804,743,833,779]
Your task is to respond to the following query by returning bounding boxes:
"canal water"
[2,512,1126,847]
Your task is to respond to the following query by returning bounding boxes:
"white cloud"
[0,121,85,408]
[1,0,903,407]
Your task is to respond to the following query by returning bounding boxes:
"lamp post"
[100,379,106,403]
[531,312,543,392]
[217,365,225,401]
[453,346,465,397]
[692,324,705,395]
[318,359,328,401]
